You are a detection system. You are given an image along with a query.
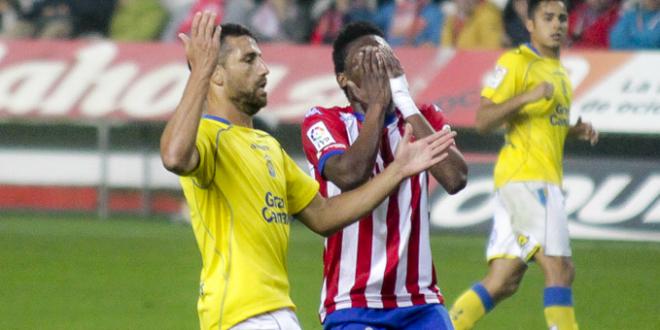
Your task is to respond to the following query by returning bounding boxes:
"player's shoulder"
[304,105,351,117]
[497,45,535,67]
[303,105,352,125]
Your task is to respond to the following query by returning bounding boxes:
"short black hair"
[332,21,385,74]
[217,23,257,64]
[220,23,256,43]
[186,23,256,70]
[527,0,568,18]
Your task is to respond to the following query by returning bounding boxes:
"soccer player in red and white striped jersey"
[301,22,468,329]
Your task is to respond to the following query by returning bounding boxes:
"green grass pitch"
[1,214,658,329]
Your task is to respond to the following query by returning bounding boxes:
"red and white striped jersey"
[301,104,447,321]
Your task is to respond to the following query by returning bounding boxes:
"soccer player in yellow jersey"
[160,11,458,330]
[449,1,599,330]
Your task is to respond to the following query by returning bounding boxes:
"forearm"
[476,94,531,134]
[406,115,467,194]
[302,162,404,236]
[160,72,209,174]
[324,104,386,189]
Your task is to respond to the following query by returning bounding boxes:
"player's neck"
[207,96,254,128]
[530,40,560,59]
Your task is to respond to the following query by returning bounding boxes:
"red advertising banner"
[0,40,658,133]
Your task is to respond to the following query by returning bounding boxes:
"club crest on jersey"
[307,121,335,151]
[264,155,276,178]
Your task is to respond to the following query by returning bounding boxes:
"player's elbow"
[160,148,191,175]
[332,168,371,191]
[475,109,497,135]
[337,175,369,191]
[475,118,494,135]
[445,176,467,195]
[315,226,338,238]
[302,218,339,237]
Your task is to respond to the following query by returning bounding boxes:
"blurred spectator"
[609,0,660,49]
[310,0,347,44]
[2,0,74,38]
[502,0,529,47]
[0,0,18,34]
[249,0,307,42]
[568,0,621,48]
[345,0,375,23]
[176,0,223,37]
[441,0,503,49]
[110,0,168,41]
[160,0,193,41]
[223,0,254,26]
[373,0,443,47]
[68,0,117,37]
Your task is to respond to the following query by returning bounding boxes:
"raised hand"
[527,82,554,103]
[392,123,456,178]
[178,11,221,78]
[345,46,391,108]
[570,116,599,146]
[380,46,404,79]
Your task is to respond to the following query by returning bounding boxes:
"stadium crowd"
[0,0,657,49]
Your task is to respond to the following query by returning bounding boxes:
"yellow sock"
[544,287,578,330]
[449,283,493,330]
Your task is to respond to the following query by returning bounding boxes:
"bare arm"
[297,124,456,236]
[323,47,392,190]
[380,47,466,194]
[405,115,467,194]
[475,82,553,134]
[160,11,220,175]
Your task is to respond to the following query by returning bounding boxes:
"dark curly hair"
[332,21,385,74]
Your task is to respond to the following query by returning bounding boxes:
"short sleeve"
[419,103,447,131]
[282,149,320,215]
[481,51,523,104]
[182,126,215,187]
[301,108,350,177]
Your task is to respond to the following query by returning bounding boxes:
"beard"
[229,86,267,116]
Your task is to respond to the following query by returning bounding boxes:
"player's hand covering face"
[379,46,404,79]
[345,46,392,108]
[392,123,456,178]
[178,11,221,77]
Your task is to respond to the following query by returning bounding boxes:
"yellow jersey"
[179,115,319,330]
[481,44,572,189]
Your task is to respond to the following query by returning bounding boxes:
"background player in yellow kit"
[448,1,598,329]
[159,11,457,330]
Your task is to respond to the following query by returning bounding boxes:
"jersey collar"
[352,111,398,126]
[202,114,231,125]
[524,42,541,56]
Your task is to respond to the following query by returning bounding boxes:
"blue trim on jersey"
[472,283,494,312]
[544,287,573,307]
[537,188,547,206]
[323,304,452,330]
[352,111,398,126]
[202,114,231,125]
[525,42,541,56]
[318,150,345,178]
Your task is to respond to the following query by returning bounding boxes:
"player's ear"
[211,65,224,86]
[336,73,348,89]
[525,17,535,34]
